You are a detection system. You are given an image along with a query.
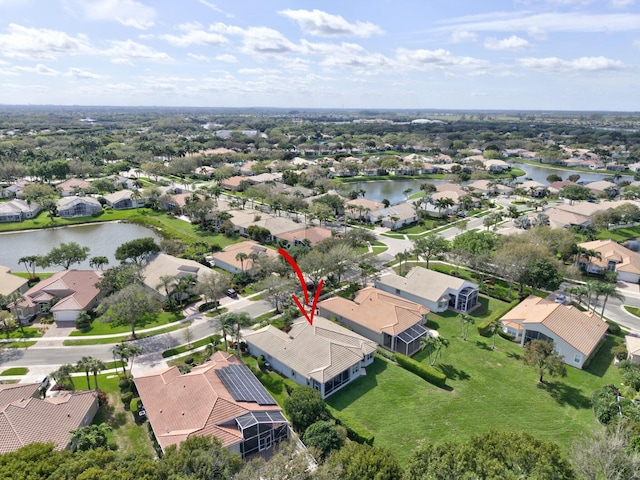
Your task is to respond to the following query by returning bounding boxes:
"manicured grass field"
[0,208,147,232]
[325,307,621,465]
[70,311,184,336]
[598,226,640,242]
[624,305,640,317]
[1,327,42,339]
[0,367,28,376]
[1,341,36,348]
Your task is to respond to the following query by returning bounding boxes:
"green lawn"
[0,208,148,232]
[1,327,42,339]
[624,305,640,317]
[598,226,640,242]
[63,322,190,345]
[325,308,621,465]
[1,341,36,348]
[87,373,155,456]
[70,311,184,336]
[0,367,28,376]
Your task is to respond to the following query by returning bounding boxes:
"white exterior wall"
[617,270,640,284]
[521,323,601,369]
[373,281,447,312]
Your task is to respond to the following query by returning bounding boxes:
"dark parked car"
[226,288,238,298]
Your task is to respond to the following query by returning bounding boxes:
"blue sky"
[0,0,638,110]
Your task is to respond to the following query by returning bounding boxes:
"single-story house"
[0,199,40,222]
[344,198,384,223]
[466,180,512,196]
[55,178,91,197]
[483,159,510,172]
[210,240,279,275]
[276,226,333,247]
[577,239,640,283]
[230,210,301,241]
[14,270,103,326]
[625,334,640,364]
[221,176,248,192]
[246,172,282,185]
[0,383,99,454]
[141,253,217,300]
[544,207,592,229]
[318,287,431,357]
[158,193,205,215]
[103,190,143,210]
[586,180,619,196]
[375,267,480,313]
[519,180,548,197]
[500,295,608,369]
[377,202,418,230]
[244,316,377,399]
[134,351,288,457]
[1,179,30,198]
[0,265,29,298]
[56,196,102,218]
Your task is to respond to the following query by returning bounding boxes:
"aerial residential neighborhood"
[1,1,640,477]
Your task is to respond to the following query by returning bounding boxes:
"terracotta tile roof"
[502,296,608,356]
[211,240,278,271]
[318,287,429,336]
[244,317,377,384]
[578,239,640,275]
[277,226,333,247]
[0,266,28,297]
[0,385,98,453]
[17,270,101,311]
[345,198,384,210]
[141,253,216,297]
[625,335,640,357]
[56,178,90,192]
[134,351,283,453]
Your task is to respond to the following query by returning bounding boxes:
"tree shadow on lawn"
[474,340,492,351]
[538,380,590,409]
[584,334,619,378]
[438,363,470,381]
[506,351,522,361]
[326,358,386,411]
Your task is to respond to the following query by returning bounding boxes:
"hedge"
[393,353,446,387]
[333,416,374,445]
[477,299,519,336]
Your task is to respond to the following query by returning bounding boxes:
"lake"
[513,162,623,184]
[343,178,446,203]
[0,222,160,272]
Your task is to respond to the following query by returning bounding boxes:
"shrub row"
[333,416,375,445]
[393,353,446,387]
[477,300,519,336]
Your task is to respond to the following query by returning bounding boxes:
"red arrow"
[278,247,323,325]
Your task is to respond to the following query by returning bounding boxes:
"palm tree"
[488,319,502,350]
[595,282,625,319]
[424,335,449,366]
[156,275,176,299]
[126,345,142,375]
[76,356,93,389]
[220,314,236,352]
[90,358,107,391]
[460,314,475,341]
[112,343,129,376]
[235,252,248,272]
[52,364,76,391]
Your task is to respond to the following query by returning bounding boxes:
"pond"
[342,178,446,203]
[0,222,160,272]
[513,162,625,184]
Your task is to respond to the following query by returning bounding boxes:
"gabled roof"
[103,189,134,203]
[141,253,216,296]
[244,316,376,383]
[134,351,284,452]
[0,265,28,297]
[376,267,477,303]
[625,335,640,357]
[377,202,416,221]
[345,198,384,211]
[277,226,333,246]
[501,295,608,356]
[0,384,98,453]
[56,196,102,209]
[18,270,102,311]
[318,287,429,336]
[578,239,640,274]
[211,240,278,271]
[0,199,40,216]
[55,177,90,192]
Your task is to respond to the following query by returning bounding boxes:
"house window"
[395,288,401,295]
[290,370,295,378]
[351,365,359,376]
[573,354,582,364]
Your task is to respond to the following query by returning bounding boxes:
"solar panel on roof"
[216,363,277,405]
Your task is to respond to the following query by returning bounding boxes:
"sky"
[0,0,638,111]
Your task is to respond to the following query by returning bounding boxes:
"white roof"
[376,267,478,303]
[244,316,376,383]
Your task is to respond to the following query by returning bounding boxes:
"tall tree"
[460,314,475,342]
[523,339,567,383]
[76,356,94,390]
[114,237,159,265]
[197,271,231,313]
[45,242,90,269]
[51,364,76,390]
[412,234,449,268]
[89,256,109,270]
[97,284,161,338]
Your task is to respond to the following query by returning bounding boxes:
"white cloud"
[484,35,530,50]
[198,0,234,18]
[159,24,228,47]
[396,48,489,71]
[105,40,171,64]
[238,68,280,75]
[436,12,640,34]
[67,67,102,79]
[188,53,209,62]
[239,26,299,57]
[518,56,625,72]
[0,24,94,60]
[13,63,59,75]
[73,0,156,29]
[215,54,237,63]
[451,30,477,43]
[319,43,392,71]
[279,9,383,37]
